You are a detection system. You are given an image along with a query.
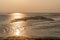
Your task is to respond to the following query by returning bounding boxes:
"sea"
[0,13,60,38]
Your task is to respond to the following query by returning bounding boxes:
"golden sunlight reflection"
[15,29,20,36]
[11,13,26,20]
[11,20,26,36]
[10,13,27,37]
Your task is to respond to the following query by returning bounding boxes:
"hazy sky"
[0,0,60,13]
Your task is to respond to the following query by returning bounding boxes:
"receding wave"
[10,16,54,23]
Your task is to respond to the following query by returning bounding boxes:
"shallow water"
[0,13,60,38]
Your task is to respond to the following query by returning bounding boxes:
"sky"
[0,0,60,13]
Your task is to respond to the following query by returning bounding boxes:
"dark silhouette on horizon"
[10,16,54,23]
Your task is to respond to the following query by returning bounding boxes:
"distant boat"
[10,16,54,23]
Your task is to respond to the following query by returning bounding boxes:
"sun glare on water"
[13,22,25,36]
[10,13,27,36]
[11,13,26,20]
[15,29,20,36]
[11,21,25,36]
